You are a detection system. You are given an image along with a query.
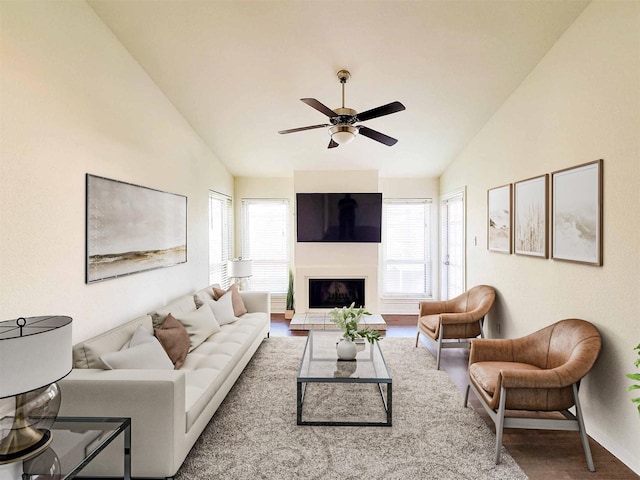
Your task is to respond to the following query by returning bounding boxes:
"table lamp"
[0,316,72,464]
[227,258,252,290]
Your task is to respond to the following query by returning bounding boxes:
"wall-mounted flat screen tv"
[296,192,382,243]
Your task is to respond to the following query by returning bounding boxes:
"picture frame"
[487,184,512,253]
[551,159,603,266]
[86,174,187,283]
[514,174,548,258]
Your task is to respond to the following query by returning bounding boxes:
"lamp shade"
[227,258,252,278]
[0,316,72,398]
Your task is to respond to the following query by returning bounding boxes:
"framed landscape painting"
[551,160,603,265]
[86,174,187,283]
[487,184,512,253]
[514,174,548,258]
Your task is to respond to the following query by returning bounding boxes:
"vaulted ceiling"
[88,0,589,178]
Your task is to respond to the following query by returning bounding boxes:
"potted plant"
[329,302,381,360]
[627,343,640,417]
[285,269,295,320]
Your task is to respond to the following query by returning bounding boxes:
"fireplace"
[308,278,365,309]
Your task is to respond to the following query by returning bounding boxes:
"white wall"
[235,173,438,313]
[440,1,640,472]
[0,2,233,343]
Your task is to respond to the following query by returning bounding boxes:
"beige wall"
[0,2,233,343]
[440,1,640,471]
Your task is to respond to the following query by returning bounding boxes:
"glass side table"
[0,417,131,480]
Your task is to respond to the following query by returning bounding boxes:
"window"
[208,191,232,287]
[441,190,465,299]
[241,199,289,298]
[382,199,432,298]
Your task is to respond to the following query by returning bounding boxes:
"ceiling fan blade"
[278,124,329,134]
[357,101,405,122]
[358,126,398,146]
[328,139,339,149]
[301,98,337,118]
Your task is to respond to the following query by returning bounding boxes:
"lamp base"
[0,428,51,464]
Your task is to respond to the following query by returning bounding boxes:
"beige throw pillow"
[100,326,173,370]
[213,283,248,316]
[154,314,191,369]
[204,291,239,325]
[172,304,221,352]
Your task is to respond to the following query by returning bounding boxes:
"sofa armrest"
[58,369,186,478]
[240,290,271,316]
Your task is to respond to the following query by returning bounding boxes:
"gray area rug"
[176,337,527,479]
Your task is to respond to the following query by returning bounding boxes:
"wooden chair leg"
[495,387,507,465]
[415,331,420,347]
[573,383,596,472]
[463,384,470,407]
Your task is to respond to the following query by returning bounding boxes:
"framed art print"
[551,160,603,265]
[86,174,187,283]
[487,184,512,253]
[514,174,548,258]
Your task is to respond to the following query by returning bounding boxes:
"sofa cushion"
[154,314,191,369]
[213,284,248,316]
[181,314,267,431]
[149,295,197,329]
[73,315,153,369]
[100,326,173,370]
[202,292,238,326]
[171,305,221,352]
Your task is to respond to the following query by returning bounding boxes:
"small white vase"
[337,338,358,361]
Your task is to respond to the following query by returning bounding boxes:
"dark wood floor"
[271,314,639,480]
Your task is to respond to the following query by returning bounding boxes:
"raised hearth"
[289,312,387,331]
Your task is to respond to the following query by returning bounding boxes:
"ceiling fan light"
[329,125,357,145]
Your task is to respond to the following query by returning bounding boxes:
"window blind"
[208,191,233,288]
[382,199,432,298]
[241,198,289,296]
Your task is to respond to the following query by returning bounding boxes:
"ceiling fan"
[278,70,405,149]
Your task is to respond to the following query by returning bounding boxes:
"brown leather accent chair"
[464,319,602,471]
[416,285,495,369]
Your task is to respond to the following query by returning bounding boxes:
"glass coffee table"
[297,330,392,426]
[6,417,131,479]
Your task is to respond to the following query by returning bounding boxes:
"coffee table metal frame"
[297,330,392,427]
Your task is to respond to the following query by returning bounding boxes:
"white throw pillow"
[204,291,238,326]
[100,330,173,370]
[172,304,221,351]
[128,324,156,347]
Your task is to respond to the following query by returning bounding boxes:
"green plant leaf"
[627,373,640,381]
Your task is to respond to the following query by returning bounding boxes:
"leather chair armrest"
[469,338,515,364]
[440,312,474,325]
[500,367,566,389]
[419,300,448,317]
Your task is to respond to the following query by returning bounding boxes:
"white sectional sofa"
[58,285,270,479]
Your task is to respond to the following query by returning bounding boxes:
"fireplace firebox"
[308,278,365,309]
